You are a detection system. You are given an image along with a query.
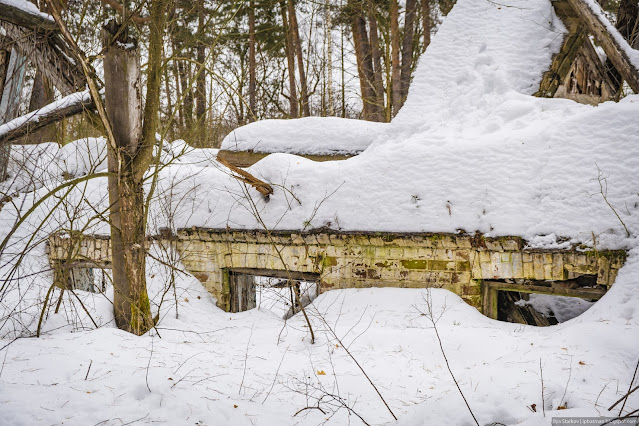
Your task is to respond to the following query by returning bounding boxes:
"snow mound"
[220,117,388,155]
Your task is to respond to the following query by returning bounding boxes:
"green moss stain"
[456,261,471,272]
[322,256,338,268]
[401,260,428,269]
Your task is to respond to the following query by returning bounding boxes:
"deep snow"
[0,0,638,425]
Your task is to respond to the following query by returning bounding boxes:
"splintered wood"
[216,155,274,196]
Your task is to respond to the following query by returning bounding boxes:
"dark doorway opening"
[227,268,320,315]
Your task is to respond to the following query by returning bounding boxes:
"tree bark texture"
[102,18,160,335]
[0,46,27,181]
[288,0,310,116]
[390,0,401,115]
[421,0,431,51]
[248,0,257,122]
[368,3,386,122]
[195,0,207,144]
[399,0,416,107]
[350,0,381,121]
[281,1,299,118]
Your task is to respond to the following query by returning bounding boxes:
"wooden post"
[0,45,27,181]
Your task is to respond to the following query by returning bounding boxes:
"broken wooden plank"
[566,0,639,93]
[216,155,274,196]
[0,0,57,31]
[0,90,94,145]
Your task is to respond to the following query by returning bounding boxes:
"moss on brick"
[401,260,428,269]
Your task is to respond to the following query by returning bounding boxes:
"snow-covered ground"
[0,0,638,424]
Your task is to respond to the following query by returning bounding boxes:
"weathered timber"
[538,1,616,103]
[0,46,26,180]
[0,93,94,145]
[0,1,57,31]
[217,149,355,168]
[217,155,273,196]
[1,22,85,95]
[566,0,639,93]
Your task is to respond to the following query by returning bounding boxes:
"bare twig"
[418,290,479,426]
[262,347,288,404]
[146,336,153,393]
[85,360,93,380]
[317,311,397,421]
[618,358,639,416]
[239,323,254,395]
[597,165,630,238]
[540,358,546,418]
[608,384,639,411]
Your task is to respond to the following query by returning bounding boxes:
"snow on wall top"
[220,117,388,155]
[4,0,639,252]
[0,0,54,23]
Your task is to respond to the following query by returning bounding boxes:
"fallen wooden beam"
[0,91,94,145]
[565,0,639,93]
[216,156,274,196]
[0,0,57,31]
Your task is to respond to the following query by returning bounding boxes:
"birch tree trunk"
[325,0,334,116]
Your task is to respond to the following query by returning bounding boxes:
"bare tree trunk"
[341,1,346,118]
[288,0,310,116]
[0,45,26,181]
[368,2,385,122]
[248,0,257,122]
[421,0,430,51]
[195,0,207,145]
[326,0,334,116]
[350,0,383,121]
[178,55,194,133]
[102,0,167,335]
[390,0,401,115]
[102,27,151,335]
[281,1,299,118]
[399,0,417,107]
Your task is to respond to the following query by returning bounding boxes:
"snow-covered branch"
[0,0,56,31]
[0,91,93,145]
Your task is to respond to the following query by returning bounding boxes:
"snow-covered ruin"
[1,0,638,424]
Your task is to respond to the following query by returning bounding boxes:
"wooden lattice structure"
[537,0,639,104]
